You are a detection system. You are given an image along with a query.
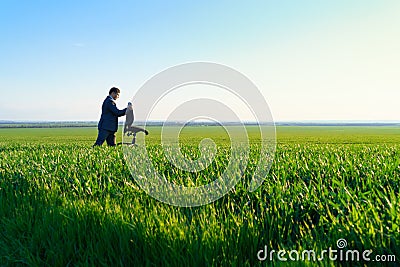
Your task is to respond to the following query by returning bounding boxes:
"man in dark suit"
[93,87,129,146]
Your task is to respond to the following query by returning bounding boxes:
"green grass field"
[0,126,399,266]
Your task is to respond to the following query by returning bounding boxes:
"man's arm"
[106,99,127,117]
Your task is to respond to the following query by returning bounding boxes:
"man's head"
[109,87,120,100]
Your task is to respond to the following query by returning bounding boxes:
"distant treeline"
[0,122,98,128]
[276,122,400,127]
[0,121,399,128]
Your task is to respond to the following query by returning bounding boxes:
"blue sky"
[1,0,399,121]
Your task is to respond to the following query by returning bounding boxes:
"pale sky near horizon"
[1,0,399,122]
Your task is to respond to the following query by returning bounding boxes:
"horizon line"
[1,120,400,123]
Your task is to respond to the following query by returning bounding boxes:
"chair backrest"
[124,109,134,133]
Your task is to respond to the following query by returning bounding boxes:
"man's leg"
[93,129,109,147]
[106,132,117,146]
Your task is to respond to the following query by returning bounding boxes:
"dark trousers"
[93,129,116,146]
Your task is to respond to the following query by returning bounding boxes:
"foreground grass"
[0,126,399,266]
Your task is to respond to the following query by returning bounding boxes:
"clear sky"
[1,0,399,121]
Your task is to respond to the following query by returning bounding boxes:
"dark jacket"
[98,96,127,132]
